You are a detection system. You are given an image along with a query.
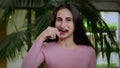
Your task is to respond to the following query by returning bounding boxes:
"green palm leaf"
[0,31,27,60]
[0,0,119,66]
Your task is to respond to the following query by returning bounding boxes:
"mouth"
[58,29,68,35]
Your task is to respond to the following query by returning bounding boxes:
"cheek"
[55,22,60,28]
[55,24,59,28]
[71,25,75,31]
[68,23,74,29]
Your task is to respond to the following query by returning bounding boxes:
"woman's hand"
[36,27,60,42]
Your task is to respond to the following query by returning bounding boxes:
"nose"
[60,22,66,29]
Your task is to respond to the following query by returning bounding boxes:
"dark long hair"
[45,3,93,47]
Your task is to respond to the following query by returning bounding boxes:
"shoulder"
[79,45,96,58]
[42,42,56,46]
[79,45,95,54]
[41,42,57,49]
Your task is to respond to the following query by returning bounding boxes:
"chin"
[59,35,70,40]
[59,36,66,39]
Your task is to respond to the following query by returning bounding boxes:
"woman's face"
[55,8,74,39]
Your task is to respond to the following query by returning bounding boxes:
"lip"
[60,32,67,35]
[58,29,68,35]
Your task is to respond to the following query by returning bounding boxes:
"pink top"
[21,40,96,68]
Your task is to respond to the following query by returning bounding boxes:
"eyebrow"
[56,17,73,19]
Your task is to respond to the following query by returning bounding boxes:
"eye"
[66,17,72,21]
[56,17,62,21]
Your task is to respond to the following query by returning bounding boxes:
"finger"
[46,30,56,39]
[49,31,56,39]
[45,36,51,39]
[45,27,59,39]
[54,28,60,37]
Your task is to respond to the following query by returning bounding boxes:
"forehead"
[56,8,73,18]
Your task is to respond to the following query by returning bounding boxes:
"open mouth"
[58,29,68,35]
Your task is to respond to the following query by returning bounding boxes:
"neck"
[57,36,76,48]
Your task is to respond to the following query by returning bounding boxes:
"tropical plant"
[0,0,119,67]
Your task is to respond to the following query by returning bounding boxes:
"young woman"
[22,3,96,68]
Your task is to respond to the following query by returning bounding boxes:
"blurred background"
[0,0,120,68]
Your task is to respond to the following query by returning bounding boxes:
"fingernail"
[46,36,50,39]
